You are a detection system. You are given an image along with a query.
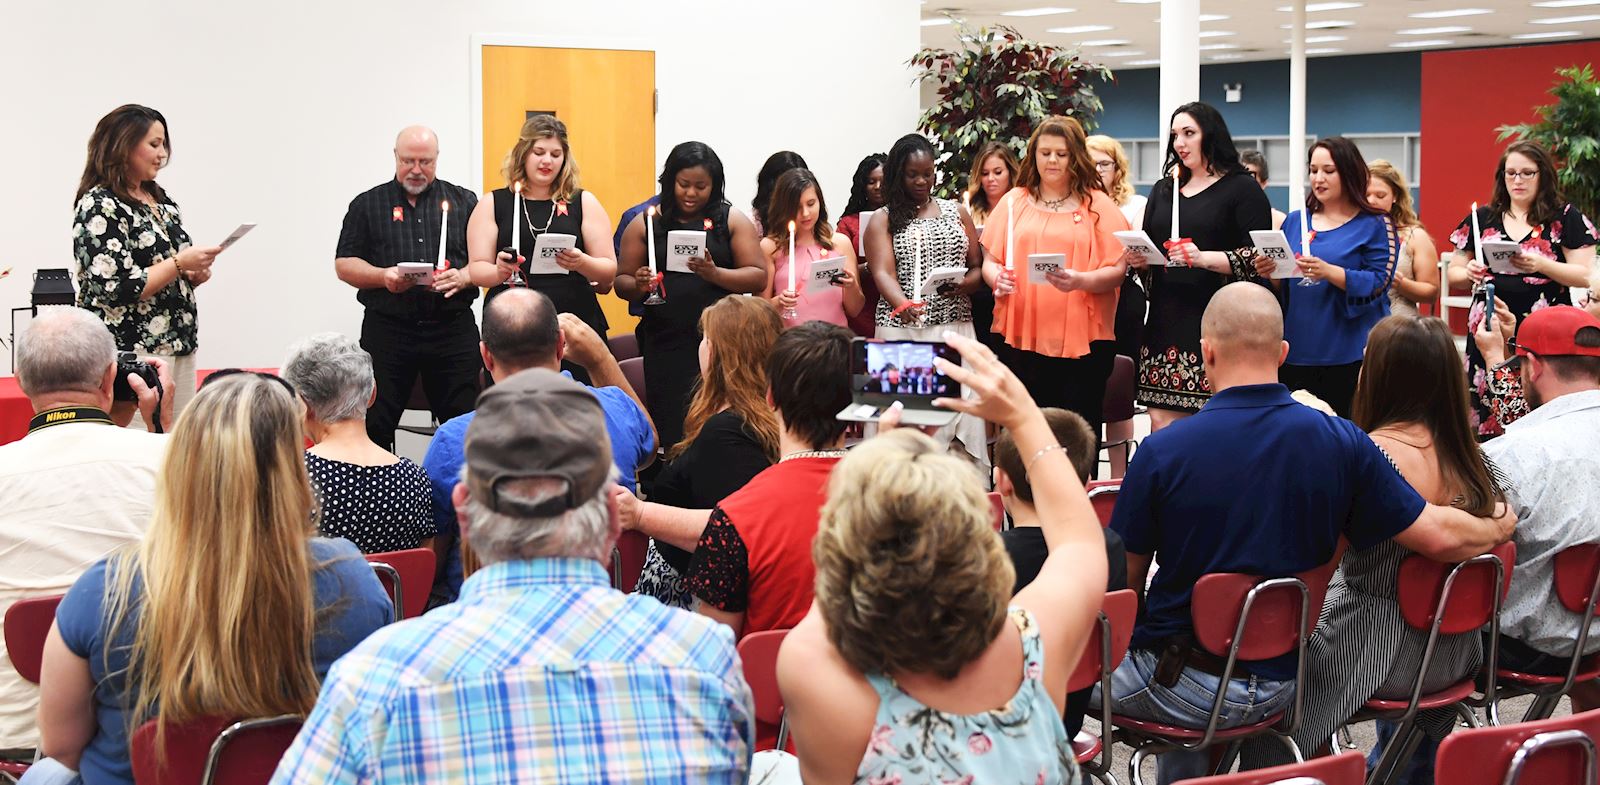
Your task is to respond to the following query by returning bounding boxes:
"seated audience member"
[995,407,1128,739]
[1476,266,1600,427]
[622,296,782,608]
[423,288,654,601]
[0,308,171,760]
[1102,283,1514,785]
[282,333,435,555]
[684,320,854,639]
[272,370,754,784]
[1482,305,1600,711]
[778,331,1108,784]
[31,374,392,785]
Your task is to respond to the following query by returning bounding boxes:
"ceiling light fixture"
[1047,24,1112,33]
[1389,38,1456,47]
[1531,13,1600,22]
[1396,25,1473,34]
[1078,38,1134,46]
[1511,30,1583,38]
[1408,8,1491,18]
[1001,7,1076,17]
[1274,1,1362,10]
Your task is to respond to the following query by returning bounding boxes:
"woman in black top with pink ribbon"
[467,115,616,381]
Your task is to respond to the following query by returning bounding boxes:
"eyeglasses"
[1093,161,1116,171]
[1504,169,1540,181]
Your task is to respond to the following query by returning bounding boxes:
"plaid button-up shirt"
[271,557,754,784]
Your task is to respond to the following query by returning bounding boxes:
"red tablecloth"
[0,368,280,446]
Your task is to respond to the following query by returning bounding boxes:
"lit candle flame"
[441,200,449,212]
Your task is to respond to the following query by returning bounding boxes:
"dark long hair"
[966,141,1020,216]
[884,133,937,235]
[764,168,834,250]
[841,153,887,216]
[1352,315,1503,517]
[752,151,808,227]
[1489,140,1564,229]
[658,141,728,226]
[77,104,170,204]
[1162,101,1244,185]
[1307,137,1383,215]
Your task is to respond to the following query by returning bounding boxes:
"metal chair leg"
[1339,724,1356,750]
[1524,693,1561,723]
[1366,721,1425,785]
[1278,733,1305,763]
[1213,741,1242,775]
[1129,745,1153,785]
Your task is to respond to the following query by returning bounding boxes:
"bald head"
[1202,282,1284,360]
[482,289,560,373]
[394,126,439,196]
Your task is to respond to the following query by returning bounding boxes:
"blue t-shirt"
[1109,383,1424,680]
[422,373,655,600]
[612,195,662,257]
[1280,210,1395,365]
[55,537,392,785]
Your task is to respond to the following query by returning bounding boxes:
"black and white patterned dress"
[305,453,436,554]
[874,198,973,328]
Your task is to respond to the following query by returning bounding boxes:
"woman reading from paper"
[1444,140,1597,437]
[982,117,1129,443]
[466,115,616,383]
[761,169,863,327]
[1133,102,1272,432]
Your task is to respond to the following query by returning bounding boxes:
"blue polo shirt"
[1110,383,1424,680]
[422,372,655,601]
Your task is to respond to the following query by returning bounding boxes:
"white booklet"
[667,230,705,274]
[395,262,436,287]
[218,223,256,250]
[1250,230,1302,279]
[1113,230,1170,268]
[1027,253,1065,285]
[807,256,850,293]
[919,266,967,297]
[529,233,578,275]
[1480,240,1524,276]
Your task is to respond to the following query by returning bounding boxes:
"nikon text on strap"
[27,406,115,434]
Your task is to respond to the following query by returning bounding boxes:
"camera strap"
[28,406,114,434]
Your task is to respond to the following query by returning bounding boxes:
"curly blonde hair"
[813,430,1013,680]
[1086,135,1135,207]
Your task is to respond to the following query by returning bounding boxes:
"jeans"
[1370,720,1439,785]
[17,758,79,785]
[1091,649,1297,785]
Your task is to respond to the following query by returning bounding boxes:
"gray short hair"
[461,465,618,565]
[282,333,374,424]
[16,307,116,398]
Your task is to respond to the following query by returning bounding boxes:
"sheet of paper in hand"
[919,266,967,297]
[1113,230,1168,268]
[807,256,850,293]
[1250,230,1301,279]
[529,233,578,274]
[667,230,706,274]
[1480,240,1524,276]
[218,223,256,250]
[396,262,435,287]
[1027,253,1065,285]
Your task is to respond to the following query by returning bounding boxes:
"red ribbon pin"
[391,207,404,222]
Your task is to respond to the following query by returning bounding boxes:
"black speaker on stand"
[8,269,76,372]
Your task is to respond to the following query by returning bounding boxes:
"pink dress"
[773,242,851,327]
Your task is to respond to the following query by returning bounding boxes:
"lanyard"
[28,406,115,434]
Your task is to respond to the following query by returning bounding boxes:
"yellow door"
[481,44,656,335]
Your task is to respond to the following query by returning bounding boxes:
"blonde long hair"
[1368,159,1422,231]
[1086,134,1135,207]
[669,297,783,461]
[502,115,581,202]
[105,374,321,752]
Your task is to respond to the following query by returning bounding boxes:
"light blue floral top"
[854,608,1078,785]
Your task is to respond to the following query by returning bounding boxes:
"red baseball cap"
[1515,305,1600,358]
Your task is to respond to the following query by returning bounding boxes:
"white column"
[1289,0,1308,210]
[1158,0,1201,140]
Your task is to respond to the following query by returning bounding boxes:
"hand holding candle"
[1169,168,1181,242]
[436,200,450,269]
[511,182,522,252]
[645,205,658,276]
[786,220,797,293]
[1005,191,1016,273]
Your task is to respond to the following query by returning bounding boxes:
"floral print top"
[854,608,1078,785]
[72,186,198,355]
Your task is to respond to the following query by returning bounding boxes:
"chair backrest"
[988,492,1006,532]
[1554,543,1600,615]
[1171,750,1366,784]
[1436,707,1600,785]
[1102,354,1136,422]
[609,332,640,362]
[1068,589,1138,692]
[1192,558,1336,661]
[739,628,791,751]
[132,714,303,785]
[1085,482,1119,528]
[1396,541,1515,635]
[619,357,647,405]
[364,548,436,620]
[611,530,649,593]
[4,594,63,684]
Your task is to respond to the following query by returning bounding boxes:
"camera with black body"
[112,352,160,402]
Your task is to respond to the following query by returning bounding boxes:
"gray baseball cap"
[464,369,613,517]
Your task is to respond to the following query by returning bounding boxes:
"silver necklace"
[520,192,557,236]
[779,448,849,463]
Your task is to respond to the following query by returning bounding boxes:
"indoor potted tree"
[1499,64,1600,222]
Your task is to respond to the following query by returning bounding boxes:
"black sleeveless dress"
[634,202,740,448]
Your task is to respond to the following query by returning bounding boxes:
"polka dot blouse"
[305,452,435,555]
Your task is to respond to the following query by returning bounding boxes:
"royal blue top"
[1110,383,1424,680]
[1279,210,1395,365]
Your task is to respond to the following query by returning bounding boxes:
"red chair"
[619,357,647,410]
[1351,542,1515,785]
[364,548,436,620]
[1172,751,1366,784]
[988,491,1007,532]
[738,629,791,752]
[1489,542,1600,725]
[1435,707,1600,785]
[611,530,649,593]
[609,332,640,362]
[1086,480,1120,528]
[1115,560,1337,785]
[132,714,302,785]
[1072,590,1138,785]
[1101,354,1138,479]
[0,594,61,779]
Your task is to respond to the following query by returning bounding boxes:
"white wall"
[0,0,921,370]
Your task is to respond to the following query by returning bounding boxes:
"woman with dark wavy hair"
[837,153,887,337]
